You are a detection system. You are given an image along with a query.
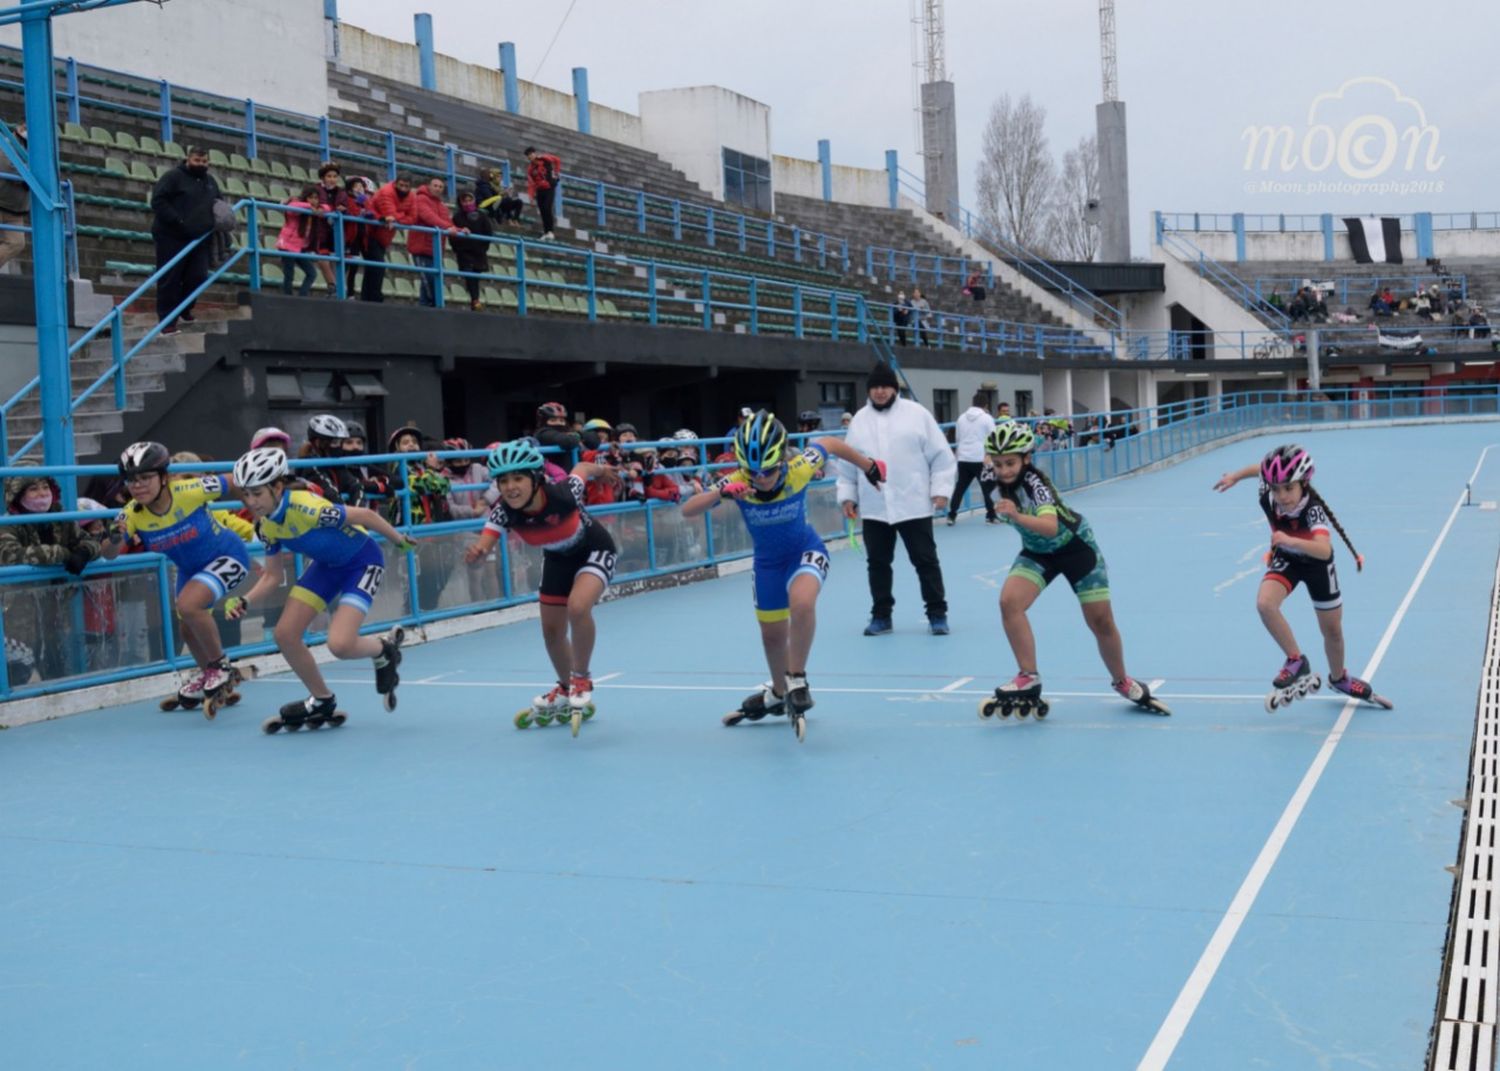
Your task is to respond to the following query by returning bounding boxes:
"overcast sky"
[340,0,1497,252]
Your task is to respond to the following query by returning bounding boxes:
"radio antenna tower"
[1099,0,1118,102]
[909,0,945,160]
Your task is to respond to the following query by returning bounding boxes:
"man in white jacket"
[948,392,998,525]
[837,362,957,635]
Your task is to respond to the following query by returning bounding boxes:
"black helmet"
[388,424,424,451]
[119,441,170,479]
[344,419,367,441]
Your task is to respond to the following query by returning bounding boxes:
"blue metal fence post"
[1153,210,1164,246]
[736,214,746,253]
[498,42,519,114]
[635,190,645,234]
[671,200,682,241]
[841,238,849,273]
[63,55,78,125]
[515,241,527,314]
[595,182,606,228]
[700,270,711,330]
[818,138,832,202]
[706,207,715,247]
[792,286,803,339]
[1232,212,1246,262]
[22,10,75,495]
[748,278,758,334]
[444,143,456,192]
[885,149,898,209]
[791,226,801,263]
[244,98,257,157]
[317,115,330,161]
[158,79,173,144]
[585,251,597,321]
[572,67,590,134]
[384,131,397,181]
[414,14,436,91]
[647,261,658,324]
[1321,213,1334,261]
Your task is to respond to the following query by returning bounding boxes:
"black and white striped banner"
[1343,216,1403,264]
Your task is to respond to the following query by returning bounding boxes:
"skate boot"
[162,667,207,711]
[723,682,787,727]
[979,671,1049,721]
[263,694,344,734]
[517,683,568,729]
[1328,671,1394,710]
[1112,676,1172,716]
[1265,654,1320,712]
[373,626,405,711]
[784,672,813,743]
[199,658,238,721]
[567,672,595,738]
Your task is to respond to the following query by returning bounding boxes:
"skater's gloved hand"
[393,536,418,553]
[62,545,94,575]
[863,459,887,488]
[717,480,749,499]
[222,595,248,621]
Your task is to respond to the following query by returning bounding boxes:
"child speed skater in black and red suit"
[464,439,621,736]
[1213,443,1390,711]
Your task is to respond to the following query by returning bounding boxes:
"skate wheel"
[261,716,283,734]
[179,697,201,710]
[224,691,242,707]
[202,700,217,722]
[1266,692,1281,713]
[1014,702,1031,721]
[514,709,534,730]
[1035,701,1050,719]
[383,691,398,712]
[570,711,582,738]
[390,626,406,649]
[723,711,746,727]
[285,720,304,732]
[581,703,596,721]
[1309,676,1322,693]
[328,712,347,727]
[1373,695,1394,710]
[793,713,806,743]
[159,698,179,711]
[978,699,997,720]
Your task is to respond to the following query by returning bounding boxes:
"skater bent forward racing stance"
[981,421,1169,720]
[227,447,412,732]
[100,441,254,717]
[464,440,620,736]
[680,409,887,743]
[1213,444,1389,711]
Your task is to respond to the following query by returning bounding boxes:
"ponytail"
[1023,460,1077,524]
[1308,483,1363,571]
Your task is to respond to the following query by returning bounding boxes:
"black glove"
[863,459,888,488]
[63,545,93,576]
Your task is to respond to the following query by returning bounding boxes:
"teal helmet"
[487,439,545,479]
[734,409,789,473]
[985,420,1036,456]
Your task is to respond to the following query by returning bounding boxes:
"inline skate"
[784,672,813,743]
[1265,655,1320,712]
[373,626,405,711]
[262,693,345,734]
[723,682,787,727]
[517,682,569,729]
[1112,676,1171,716]
[979,671,1049,721]
[1328,671,1393,710]
[567,672,596,737]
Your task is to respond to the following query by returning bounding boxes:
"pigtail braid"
[1026,462,1077,524]
[1308,483,1363,571]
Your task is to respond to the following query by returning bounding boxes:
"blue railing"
[864,246,993,291]
[2,385,1496,705]
[3,47,848,276]
[1251,274,1467,309]
[1158,229,1292,327]
[1158,210,1500,234]
[943,199,1124,330]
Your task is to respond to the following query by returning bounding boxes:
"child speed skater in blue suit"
[225,447,416,732]
[681,409,886,742]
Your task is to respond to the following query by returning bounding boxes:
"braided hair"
[1306,482,1363,571]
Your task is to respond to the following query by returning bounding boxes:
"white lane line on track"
[594,672,623,683]
[938,676,974,692]
[1136,443,1500,1071]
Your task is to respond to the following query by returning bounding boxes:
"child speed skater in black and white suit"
[464,440,621,736]
[1213,443,1390,710]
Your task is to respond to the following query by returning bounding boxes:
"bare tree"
[974,94,1056,251]
[1047,135,1100,261]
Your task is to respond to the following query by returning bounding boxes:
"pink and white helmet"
[1261,444,1313,485]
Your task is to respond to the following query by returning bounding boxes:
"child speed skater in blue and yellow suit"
[681,409,886,741]
[226,447,416,731]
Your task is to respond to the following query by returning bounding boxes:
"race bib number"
[585,548,617,580]
[800,549,831,580]
[205,554,249,593]
[355,564,385,599]
[317,506,345,528]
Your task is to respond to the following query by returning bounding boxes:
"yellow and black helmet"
[734,409,789,473]
[985,419,1036,457]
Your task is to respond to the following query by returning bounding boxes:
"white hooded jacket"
[953,406,992,462]
[836,396,957,524]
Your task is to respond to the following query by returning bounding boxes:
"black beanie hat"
[868,363,900,390]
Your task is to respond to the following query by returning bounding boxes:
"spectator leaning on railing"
[408,177,463,308]
[150,145,220,334]
[310,162,351,295]
[450,189,494,311]
[362,173,418,303]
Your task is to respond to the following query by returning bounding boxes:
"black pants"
[360,241,387,302]
[536,186,557,234]
[863,516,946,619]
[153,233,210,324]
[949,461,996,520]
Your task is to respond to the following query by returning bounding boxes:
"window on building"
[1014,389,1034,417]
[722,147,772,214]
[819,381,855,412]
[933,389,957,427]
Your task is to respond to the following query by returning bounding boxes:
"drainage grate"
[1432,550,1500,1069]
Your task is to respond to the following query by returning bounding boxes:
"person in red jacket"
[362,173,418,303]
[407,176,462,307]
[525,146,562,241]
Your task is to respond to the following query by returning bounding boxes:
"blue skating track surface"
[5,423,1498,1070]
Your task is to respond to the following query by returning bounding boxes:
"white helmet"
[233,447,289,489]
[307,414,348,441]
[671,428,698,442]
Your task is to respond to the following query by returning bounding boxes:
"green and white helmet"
[486,439,545,478]
[985,420,1036,456]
